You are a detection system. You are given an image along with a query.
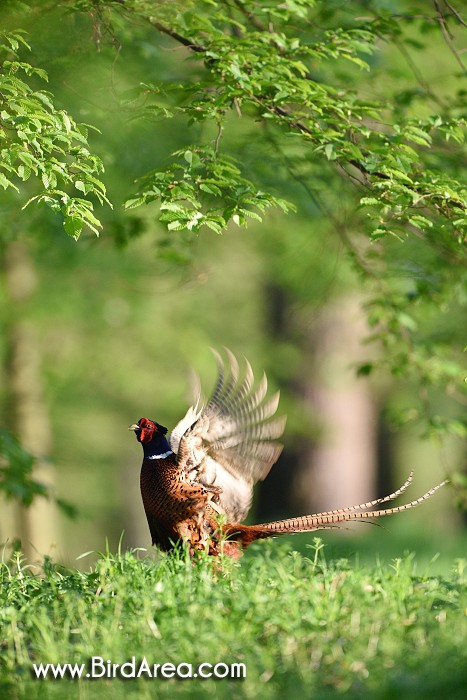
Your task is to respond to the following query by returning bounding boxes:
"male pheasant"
[130,349,447,558]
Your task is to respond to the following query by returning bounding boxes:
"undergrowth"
[1,539,466,699]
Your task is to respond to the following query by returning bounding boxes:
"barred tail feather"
[261,471,416,523]
[223,478,448,548]
[260,479,448,534]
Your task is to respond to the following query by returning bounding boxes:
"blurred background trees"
[0,0,465,564]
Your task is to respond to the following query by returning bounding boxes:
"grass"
[1,539,466,700]
[281,521,467,576]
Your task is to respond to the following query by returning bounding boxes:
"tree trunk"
[257,287,377,520]
[1,240,57,562]
[292,296,377,512]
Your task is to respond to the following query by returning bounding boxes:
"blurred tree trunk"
[255,283,301,520]
[2,240,57,561]
[258,287,377,519]
[292,297,377,512]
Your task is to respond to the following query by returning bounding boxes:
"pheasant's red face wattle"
[140,425,155,444]
[136,418,156,444]
[129,417,169,444]
[128,418,152,443]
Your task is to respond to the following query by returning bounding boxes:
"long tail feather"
[222,478,448,548]
[260,471,416,524]
[259,479,447,534]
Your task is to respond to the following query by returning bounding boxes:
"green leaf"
[74,180,87,194]
[0,172,18,190]
[408,215,433,230]
[359,197,379,206]
[357,363,374,377]
[167,220,187,231]
[125,197,145,210]
[397,312,417,332]
[63,216,83,240]
[17,164,31,181]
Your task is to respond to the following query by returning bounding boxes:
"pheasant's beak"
[128,423,141,432]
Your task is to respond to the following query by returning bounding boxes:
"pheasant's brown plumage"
[130,350,447,558]
[139,453,212,551]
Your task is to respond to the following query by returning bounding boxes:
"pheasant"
[130,349,447,558]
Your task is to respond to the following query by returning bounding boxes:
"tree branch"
[444,1,467,26]
[433,0,466,72]
[149,19,207,54]
[145,13,466,212]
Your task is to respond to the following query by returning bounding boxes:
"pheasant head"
[129,417,167,443]
[129,417,173,460]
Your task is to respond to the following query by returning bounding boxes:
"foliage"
[107,0,466,244]
[0,428,47,505]
[0,543,466,699]
[79,0,466,437]
[0,29,109,238]
[0,429,78,517]
[126,146,293,233]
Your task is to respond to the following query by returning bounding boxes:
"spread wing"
[169,349,286,522]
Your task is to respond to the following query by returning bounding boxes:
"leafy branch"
[0,29,110,239]
[125,146,293,232]
[0,429,78,517]
[105,1,466,244]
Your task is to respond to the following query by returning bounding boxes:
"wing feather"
[170,349,286,521]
